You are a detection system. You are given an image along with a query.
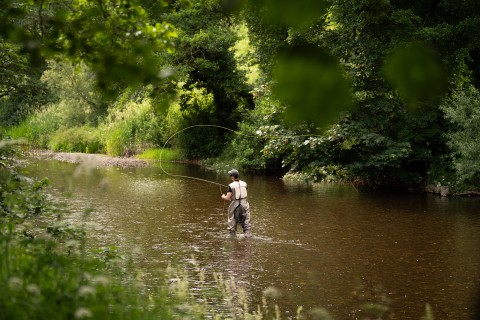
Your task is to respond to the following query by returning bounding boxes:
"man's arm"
[221,192,232,201]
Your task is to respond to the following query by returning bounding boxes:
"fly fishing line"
[158,124,326,222]
[158,124,321,189]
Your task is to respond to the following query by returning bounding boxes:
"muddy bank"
[30,150,150,168]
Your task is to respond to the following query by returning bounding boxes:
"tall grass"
[4,104,64,148]
[5,94,166,157]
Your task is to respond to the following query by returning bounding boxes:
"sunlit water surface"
[25,159,480,319]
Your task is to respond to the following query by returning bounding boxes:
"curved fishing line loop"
[160,125,229,188]
[159,124,321,188]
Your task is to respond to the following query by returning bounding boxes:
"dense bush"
[441,86,480,191]
[49,127,104,154]
[211,90,318,176]
[175,84,223,159]
[0,40,53,127]
[4,87,166,157]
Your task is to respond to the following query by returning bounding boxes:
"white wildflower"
[26,284,41,295]
[75,307,92,319]
[262,286,282,299]
[78,285,96,298]
[8,277,23,290]
[92,275,109,286]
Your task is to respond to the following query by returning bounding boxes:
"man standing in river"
[221,169,252,237]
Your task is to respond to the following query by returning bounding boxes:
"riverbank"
[28,150,480,197]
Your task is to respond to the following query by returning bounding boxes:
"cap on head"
[228,169,239,178]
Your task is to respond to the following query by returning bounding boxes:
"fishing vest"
[229,180,248,200]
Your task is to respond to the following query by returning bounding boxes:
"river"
[25,158,480,319]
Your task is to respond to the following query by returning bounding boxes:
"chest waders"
[233,181,246,224]
[228,180,251,235]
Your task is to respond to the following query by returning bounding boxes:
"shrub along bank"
[4,90,172,158]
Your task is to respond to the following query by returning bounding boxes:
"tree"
[1,0,177,96]
[441,86,480,190]
[225,0,480,187]
[159,0,254,158]
[0,39,51,126]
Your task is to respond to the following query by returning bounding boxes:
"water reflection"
[25,159,480,319]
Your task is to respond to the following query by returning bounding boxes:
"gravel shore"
[30,150,150,168]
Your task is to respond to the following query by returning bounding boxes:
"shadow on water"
[25,158,480,319]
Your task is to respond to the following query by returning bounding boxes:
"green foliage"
[231,24,261,86]
[212,91,317,175]
[160,0,254,158]
[136,148,184,162]
[1,0,178,97]
[251,0,328,28]
[5,104,64,148]
[0,146,48,224]
[384,42,447,107]
[49,127,104,154]
[175,84,224,158]
[241,3,289,79]
[210,94,276,172]
[41,60,106,125]
[0,40,52,126]
[5,85,166,157]
[308,95,449,187]
[441,86,480,190]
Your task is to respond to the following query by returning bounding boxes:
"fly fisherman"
[221,169,252,237]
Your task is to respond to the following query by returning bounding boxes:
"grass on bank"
[135,148,184,162]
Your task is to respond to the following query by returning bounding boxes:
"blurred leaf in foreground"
[384,42,447,107]
[272,45,353,128]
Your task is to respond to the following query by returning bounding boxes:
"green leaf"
[383,42,447,107]
[272,45,353,128]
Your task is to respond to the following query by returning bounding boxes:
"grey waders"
[227,179,251,236]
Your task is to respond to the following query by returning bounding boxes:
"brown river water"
[25,158,480,319]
